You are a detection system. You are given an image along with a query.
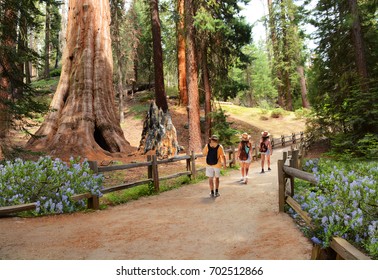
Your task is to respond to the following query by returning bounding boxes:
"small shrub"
[270,108,285,118]
[294,108,312,119]
[50,68,61,77]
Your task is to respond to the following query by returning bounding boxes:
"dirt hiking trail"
[0,147,312,260]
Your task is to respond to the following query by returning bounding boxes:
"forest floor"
[0,93,320,260]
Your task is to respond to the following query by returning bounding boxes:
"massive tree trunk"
[185,0,202,153]
[177,0,188,106]
[150,0,168,112]
[27,0,131,159]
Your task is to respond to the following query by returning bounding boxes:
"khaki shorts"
[206,166,221,178]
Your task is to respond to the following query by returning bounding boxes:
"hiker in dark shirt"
[202,135,226,197]
[237,132,252,184]
[260,131,273,173]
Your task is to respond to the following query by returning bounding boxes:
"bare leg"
[261,154,265,173]
[215,177,220,190]
[209,177,214,191]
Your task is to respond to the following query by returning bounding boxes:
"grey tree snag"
[27,0,131,158]
[138,102,180,159]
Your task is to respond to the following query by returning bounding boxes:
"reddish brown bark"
[185,0,202,153]
[27,0,131,159]
[177,0,188,106]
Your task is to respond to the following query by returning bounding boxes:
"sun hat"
[240,132,250,141]
[209,135,219,141]
[261,131,270,137]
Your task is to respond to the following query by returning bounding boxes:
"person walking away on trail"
[259,131,273,173]
[237,132,253,184]
[202,135,227,197]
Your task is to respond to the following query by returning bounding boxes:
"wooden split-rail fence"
[0,131,309,217]
[277,150,371,260]
[0,148,239,216]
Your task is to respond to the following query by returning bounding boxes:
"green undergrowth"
[101,171,207,207]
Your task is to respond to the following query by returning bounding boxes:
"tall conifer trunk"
[150,0,168,112]
[347,0,369,85]
[28,0,131,159]
[200,39,211,141]
[185,0,202,153]
[177,0,188,106]
[0,5,17,152]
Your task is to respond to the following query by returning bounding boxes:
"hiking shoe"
[260,169,265,174]
[215,192,220,197]
[239,177,244,182]
[209,192,215,198]
[268,167,271,171]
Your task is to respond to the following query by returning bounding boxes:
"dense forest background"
[0,0,377,159]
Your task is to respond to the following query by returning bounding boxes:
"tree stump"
[138,102,180,159]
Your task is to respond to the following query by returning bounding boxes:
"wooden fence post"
[191,151,197,179]
[289,150,300,197]
[278,159,285,212]
[292,149,299,170]
[230,146,236,167]
[88,161,99,210]
[151,155,159,192]
[283,151,288,164]
[88,161,98,173]
[186,154,191,174]
[254,143,258,160]
[147,155,152,179]
[87,196,100,210]
[292,133,296,144]
[281,135,285,146]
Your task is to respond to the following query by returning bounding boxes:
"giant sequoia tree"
[28,0,131,158]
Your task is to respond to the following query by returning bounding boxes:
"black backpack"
[260,141,268,153]
[206,144,220,165]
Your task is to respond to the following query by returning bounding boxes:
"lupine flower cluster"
[0,157,104,215]
[293,159,378,259]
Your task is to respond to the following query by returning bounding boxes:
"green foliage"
[294,108,311,119]
[292,159,378,258]
[307,0,378,155]
[0,157,104,215]
[270,108,286,118]
[49,68,61,77]
[103,172,207,206]
[209,107,239,146]
[237,43,278,107]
